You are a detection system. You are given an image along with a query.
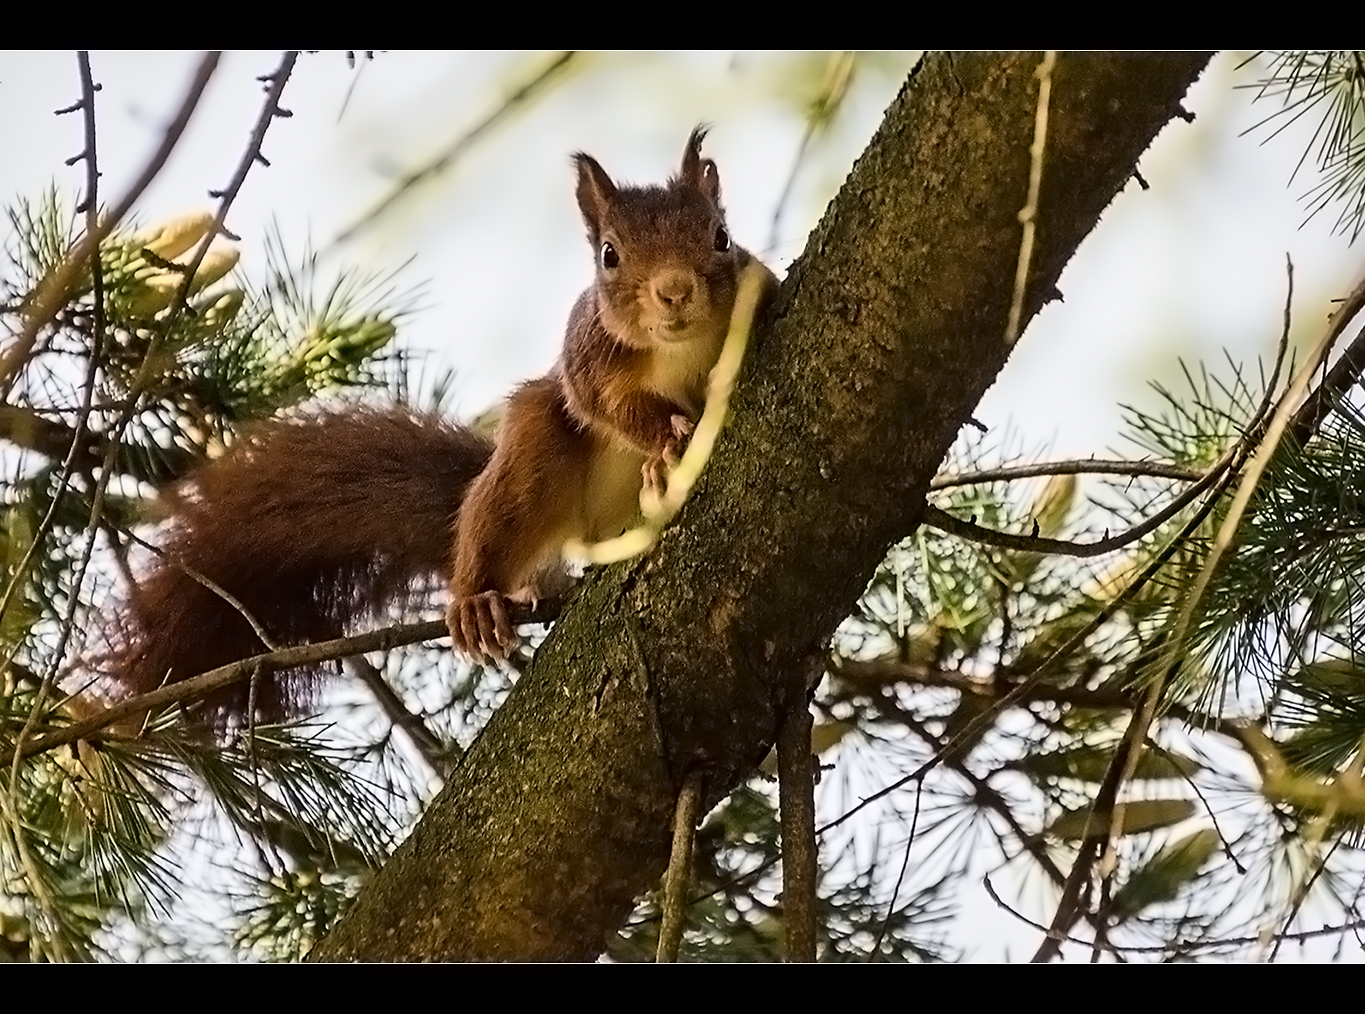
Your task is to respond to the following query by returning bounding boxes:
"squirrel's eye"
[713,226,731,253]
[600,242,619,270]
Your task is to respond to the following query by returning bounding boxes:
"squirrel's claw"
[641,454,669,500]
[448,591,515,662]
[642,413,695,499]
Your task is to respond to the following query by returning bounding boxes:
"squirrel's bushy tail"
[103,408,494,725]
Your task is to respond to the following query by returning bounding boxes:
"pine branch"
[1242,51,1365,242]
[18,600,561,759]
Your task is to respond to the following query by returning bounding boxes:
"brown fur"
[446,127,776,658]
[105,128,776,722]
[106,408,493,723]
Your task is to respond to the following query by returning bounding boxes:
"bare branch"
[16,51,301,763]
[924,453,1220,558]
[331,52,577,247]
[2,51,117,964]
[347,655,457,779]
[777,699,817,962]
[20,599,560,759]
[0,52,220,394]
[1286,270,1365,447]
[929,458,1202,490]
[822,469,1235,842]
[656,772,703,963]
[1034,257,1302,963]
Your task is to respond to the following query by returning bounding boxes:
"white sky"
[3,52,1359,456]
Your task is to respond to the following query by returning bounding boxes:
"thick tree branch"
[313,52,1214,962]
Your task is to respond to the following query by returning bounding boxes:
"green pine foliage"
[0,192,442,961]
[1244,51,1365,242]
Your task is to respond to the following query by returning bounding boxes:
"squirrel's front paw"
[641,414,695,499]
[447,591,515,662]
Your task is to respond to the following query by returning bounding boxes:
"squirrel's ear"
[679,125,720,204]
[574,152,616,241]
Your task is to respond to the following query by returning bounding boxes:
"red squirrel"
[103,127,776,724]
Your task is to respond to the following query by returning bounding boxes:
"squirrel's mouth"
[653,318,695,342]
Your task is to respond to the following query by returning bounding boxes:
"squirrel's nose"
[652,270,696,308]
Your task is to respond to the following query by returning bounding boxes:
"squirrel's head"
[573,127,741,349]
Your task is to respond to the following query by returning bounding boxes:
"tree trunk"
[311,51,1213,962]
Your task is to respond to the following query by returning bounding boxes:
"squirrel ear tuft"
[574,152,617,241]
[679,125,720,204]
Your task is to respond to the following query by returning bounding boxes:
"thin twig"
[331,52,577,247]
[767,52,856,253]
[149,52,299,349]
[931,281,1302,564]
[989,872,1365,957]
[930,458,1202,490]
[12,54,300,775]
[924,450,1223,558]
[0,69,111,632]
[906,719,1068,885]
[835,657,1262,758]
[2,50,117,964]
[119,526,278,651]
[347,655,455,779]
[1032,258,1311,963]
[983,876,1125,959]
[5,50,288,791]
[823,463,1240,841]
[893,710,1118,947]
[870,777,922,959]
[40,51,298,696]
[657,772,703,963]
[0,52,220,395]
[1005,51,1056,345]
[1269,837,1342,961]
[1285,276,1365,447]
[18,600,561,759]
[777,698,817,962]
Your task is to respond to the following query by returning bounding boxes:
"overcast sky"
[3,51,1359,462]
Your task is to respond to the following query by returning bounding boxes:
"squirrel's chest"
[579,441,647,541]
[641,330,723,415]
